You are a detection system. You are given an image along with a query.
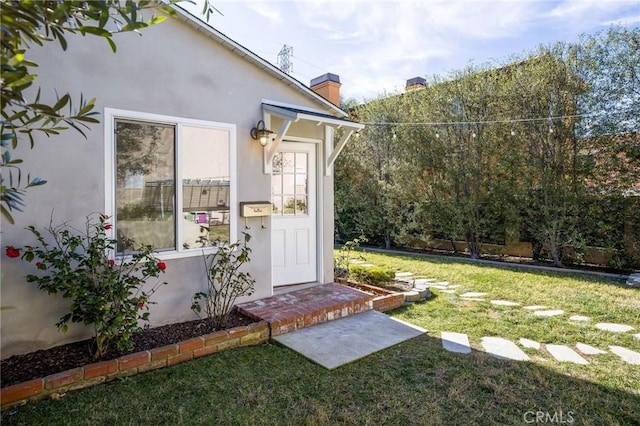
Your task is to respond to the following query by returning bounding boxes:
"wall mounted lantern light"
[251,120,274,146]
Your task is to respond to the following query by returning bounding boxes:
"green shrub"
[334,235,368,280]
[350,264,395,286]
[607,249,640,272]
[9,213,167,359]
[191,233,255,329]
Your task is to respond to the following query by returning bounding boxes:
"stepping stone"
[349,260,365,264]
[519,338,541,350]
[609,346,640,364]
[395,272,413,278]
[403,290,421,302]
[441,332,471,354]
[481,337,530,361]
[575,343,607,355]
[416,288,432,299]
[533,309,564,317]
[546,344,589,364]
[359,264,375,267]
[491,300,520,306]
[440,289,457,294]
[595,323,635,333]
[434,281,450,286]
[569,315,590,322]
[448,285,461,289]
[626,273,640,288]
[523,305,547,310]
[461,298,486,302]
[431,285,451,290]
[634,333,640,340]
[460,292,488,298]
[413,279,436,286]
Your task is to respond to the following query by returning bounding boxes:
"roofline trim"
[263,104,364,129]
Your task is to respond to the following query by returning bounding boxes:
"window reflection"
[115,120,175,252]
[182,126,231,247]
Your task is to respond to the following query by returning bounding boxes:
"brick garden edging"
[351,282,406,312]
[334,279,406,312]
[0,321,269,410]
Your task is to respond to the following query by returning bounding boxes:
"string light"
[360,109,628,128]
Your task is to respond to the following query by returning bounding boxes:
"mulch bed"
[0,310,255,388]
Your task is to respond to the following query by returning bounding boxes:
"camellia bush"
[5,213,167,359]
[191,233,255,329]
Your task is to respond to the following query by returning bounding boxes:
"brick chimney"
[310,73,341,107]
[405,76,427,92]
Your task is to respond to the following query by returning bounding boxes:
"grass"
[3,251,639,425]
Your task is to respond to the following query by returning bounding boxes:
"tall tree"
[336,93,404,248]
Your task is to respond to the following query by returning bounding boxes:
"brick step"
[236,283,374,336]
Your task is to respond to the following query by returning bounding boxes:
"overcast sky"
[180,0,639,101]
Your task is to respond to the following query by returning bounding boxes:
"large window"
[107,109,235,255]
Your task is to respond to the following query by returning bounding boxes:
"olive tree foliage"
[572,26,640,268]
[336,26,639,267]
[336,94,405,249]
[0,0,217,224]
[574,26,640,193]
[504,47,589,266]
[408,66,514,259]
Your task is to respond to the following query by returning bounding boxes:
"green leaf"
[52,94,70,112]
[78,26,111,38]
[106,37,117,53]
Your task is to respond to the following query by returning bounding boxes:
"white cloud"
[245,2,284,24]
[185,0,640,99]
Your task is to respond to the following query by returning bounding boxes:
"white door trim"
[271,141,321,287]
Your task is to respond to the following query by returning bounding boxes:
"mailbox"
[240,201,272,217]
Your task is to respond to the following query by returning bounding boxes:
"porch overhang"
[260,102,365,175]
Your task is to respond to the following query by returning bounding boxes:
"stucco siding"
[1,13,340,358]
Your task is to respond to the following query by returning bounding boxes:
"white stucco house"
[0,6,363,358]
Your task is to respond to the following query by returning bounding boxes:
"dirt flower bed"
[0,310,255,388]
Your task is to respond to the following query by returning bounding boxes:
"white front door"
[271,142,317,287]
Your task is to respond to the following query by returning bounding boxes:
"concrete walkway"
[273,310,426,369]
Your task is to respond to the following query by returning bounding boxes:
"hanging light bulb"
[435,127,440,138]
[510,127,516,136]
[392,130,397,139]
[549,126,554,134]
[471,131,477,138]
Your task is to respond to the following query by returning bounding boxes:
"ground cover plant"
[3,251,639,425]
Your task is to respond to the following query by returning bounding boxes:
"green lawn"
[3,251,639,425]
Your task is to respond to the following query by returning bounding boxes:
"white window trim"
[104,108,237,260]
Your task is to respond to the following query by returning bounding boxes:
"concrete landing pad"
[272,310,426,370]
